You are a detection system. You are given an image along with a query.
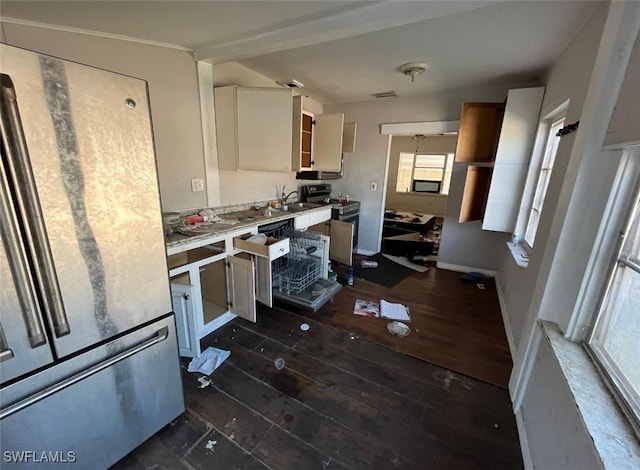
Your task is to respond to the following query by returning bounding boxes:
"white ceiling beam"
[194,1,498,63]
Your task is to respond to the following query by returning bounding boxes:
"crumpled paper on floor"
[187,347,231,375]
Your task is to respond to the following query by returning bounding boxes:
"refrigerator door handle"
[0,326,170,420]
[0,124,47,348]
[0,73,70,338]
[0,322,15,362]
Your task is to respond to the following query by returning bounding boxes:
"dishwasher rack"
[270,229,325,294]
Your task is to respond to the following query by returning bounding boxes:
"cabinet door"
[170,282,200,358]
[227,255,257,323]
[459,166,492,223]
[483,87,544,232]
[454,103,504,162]
[255,257,273,307]
[236,88,292,172]
[313,113,344,171]
[329,220,354,266]
[342,122,357,153]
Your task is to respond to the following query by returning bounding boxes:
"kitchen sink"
[281,202,324,212]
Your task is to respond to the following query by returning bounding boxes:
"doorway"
[381,132,458,263]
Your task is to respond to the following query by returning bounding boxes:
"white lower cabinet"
[169,250,258,358]
[168,210,332,358]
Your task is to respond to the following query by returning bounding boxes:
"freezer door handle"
[0,326,170,420]
[0,322,14,362]
[0,73,70,338]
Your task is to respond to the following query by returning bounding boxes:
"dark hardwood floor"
[113,266,522,469]
[306,259,513,388]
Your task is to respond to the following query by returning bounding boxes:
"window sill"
[541,321,640,468]
[507,241,529,268]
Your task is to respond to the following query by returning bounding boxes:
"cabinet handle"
[183,294,190,300]
[310,161,315,165]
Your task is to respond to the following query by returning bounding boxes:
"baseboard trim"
[515,409,534,469]
[436,262,496,277]
[495,274,517,359]
[356,248,377,256]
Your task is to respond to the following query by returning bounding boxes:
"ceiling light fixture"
[399,62,428,82]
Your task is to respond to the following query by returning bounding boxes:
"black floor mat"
[352,253,415,288]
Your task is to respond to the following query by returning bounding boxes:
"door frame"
[378,120,460,253]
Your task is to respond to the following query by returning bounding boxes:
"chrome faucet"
[282,190,299,205]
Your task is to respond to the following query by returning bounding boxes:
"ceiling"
[1,1,602,104]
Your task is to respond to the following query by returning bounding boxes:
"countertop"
[165,203,329,255]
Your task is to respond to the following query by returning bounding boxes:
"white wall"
[1,21,207,213]
[520,335,601,469]
[325,79,536,256]
[499,2,640,467]
[385,135,455,216]
[499,3,610,349]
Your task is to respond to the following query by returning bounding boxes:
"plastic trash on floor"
[387,321,411,337]
[188,347,230,375]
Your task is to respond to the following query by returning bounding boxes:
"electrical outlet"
[191,178,204,192]
[370,181,378,191]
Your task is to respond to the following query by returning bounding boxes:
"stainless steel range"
[300,184,360,249]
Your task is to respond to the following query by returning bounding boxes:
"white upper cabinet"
[215,86,293,172]
[482,87,545,232]
[292,95,344,172]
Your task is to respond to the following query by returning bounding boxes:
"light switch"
[370,181,378,191]
[191,178,204,192]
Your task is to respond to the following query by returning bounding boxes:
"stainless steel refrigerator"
[0,44,184,468]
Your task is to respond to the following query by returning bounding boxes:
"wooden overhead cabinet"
[457,87,545,228]
[215,86,293,172]
[454,103,505,163]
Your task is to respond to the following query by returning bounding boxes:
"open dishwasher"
[259,222,341,311]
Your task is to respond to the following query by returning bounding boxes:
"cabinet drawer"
[233,235,290,260]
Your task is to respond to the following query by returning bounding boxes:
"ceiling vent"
[276,79,304,89]
[372,91,398,99]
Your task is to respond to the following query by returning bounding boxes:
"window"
[524,117,565,246]
[395,153,454,195]
[589,184,640,426]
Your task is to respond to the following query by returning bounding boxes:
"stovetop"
[329,198,359,207]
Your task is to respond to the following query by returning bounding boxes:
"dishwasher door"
[273,277,341,311]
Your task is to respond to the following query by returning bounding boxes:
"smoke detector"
[276,79,304,89]
[398,62,428,82]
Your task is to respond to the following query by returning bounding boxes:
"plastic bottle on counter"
[347,266,354,286]
[360,260,378,268]
[182,214,212,225]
